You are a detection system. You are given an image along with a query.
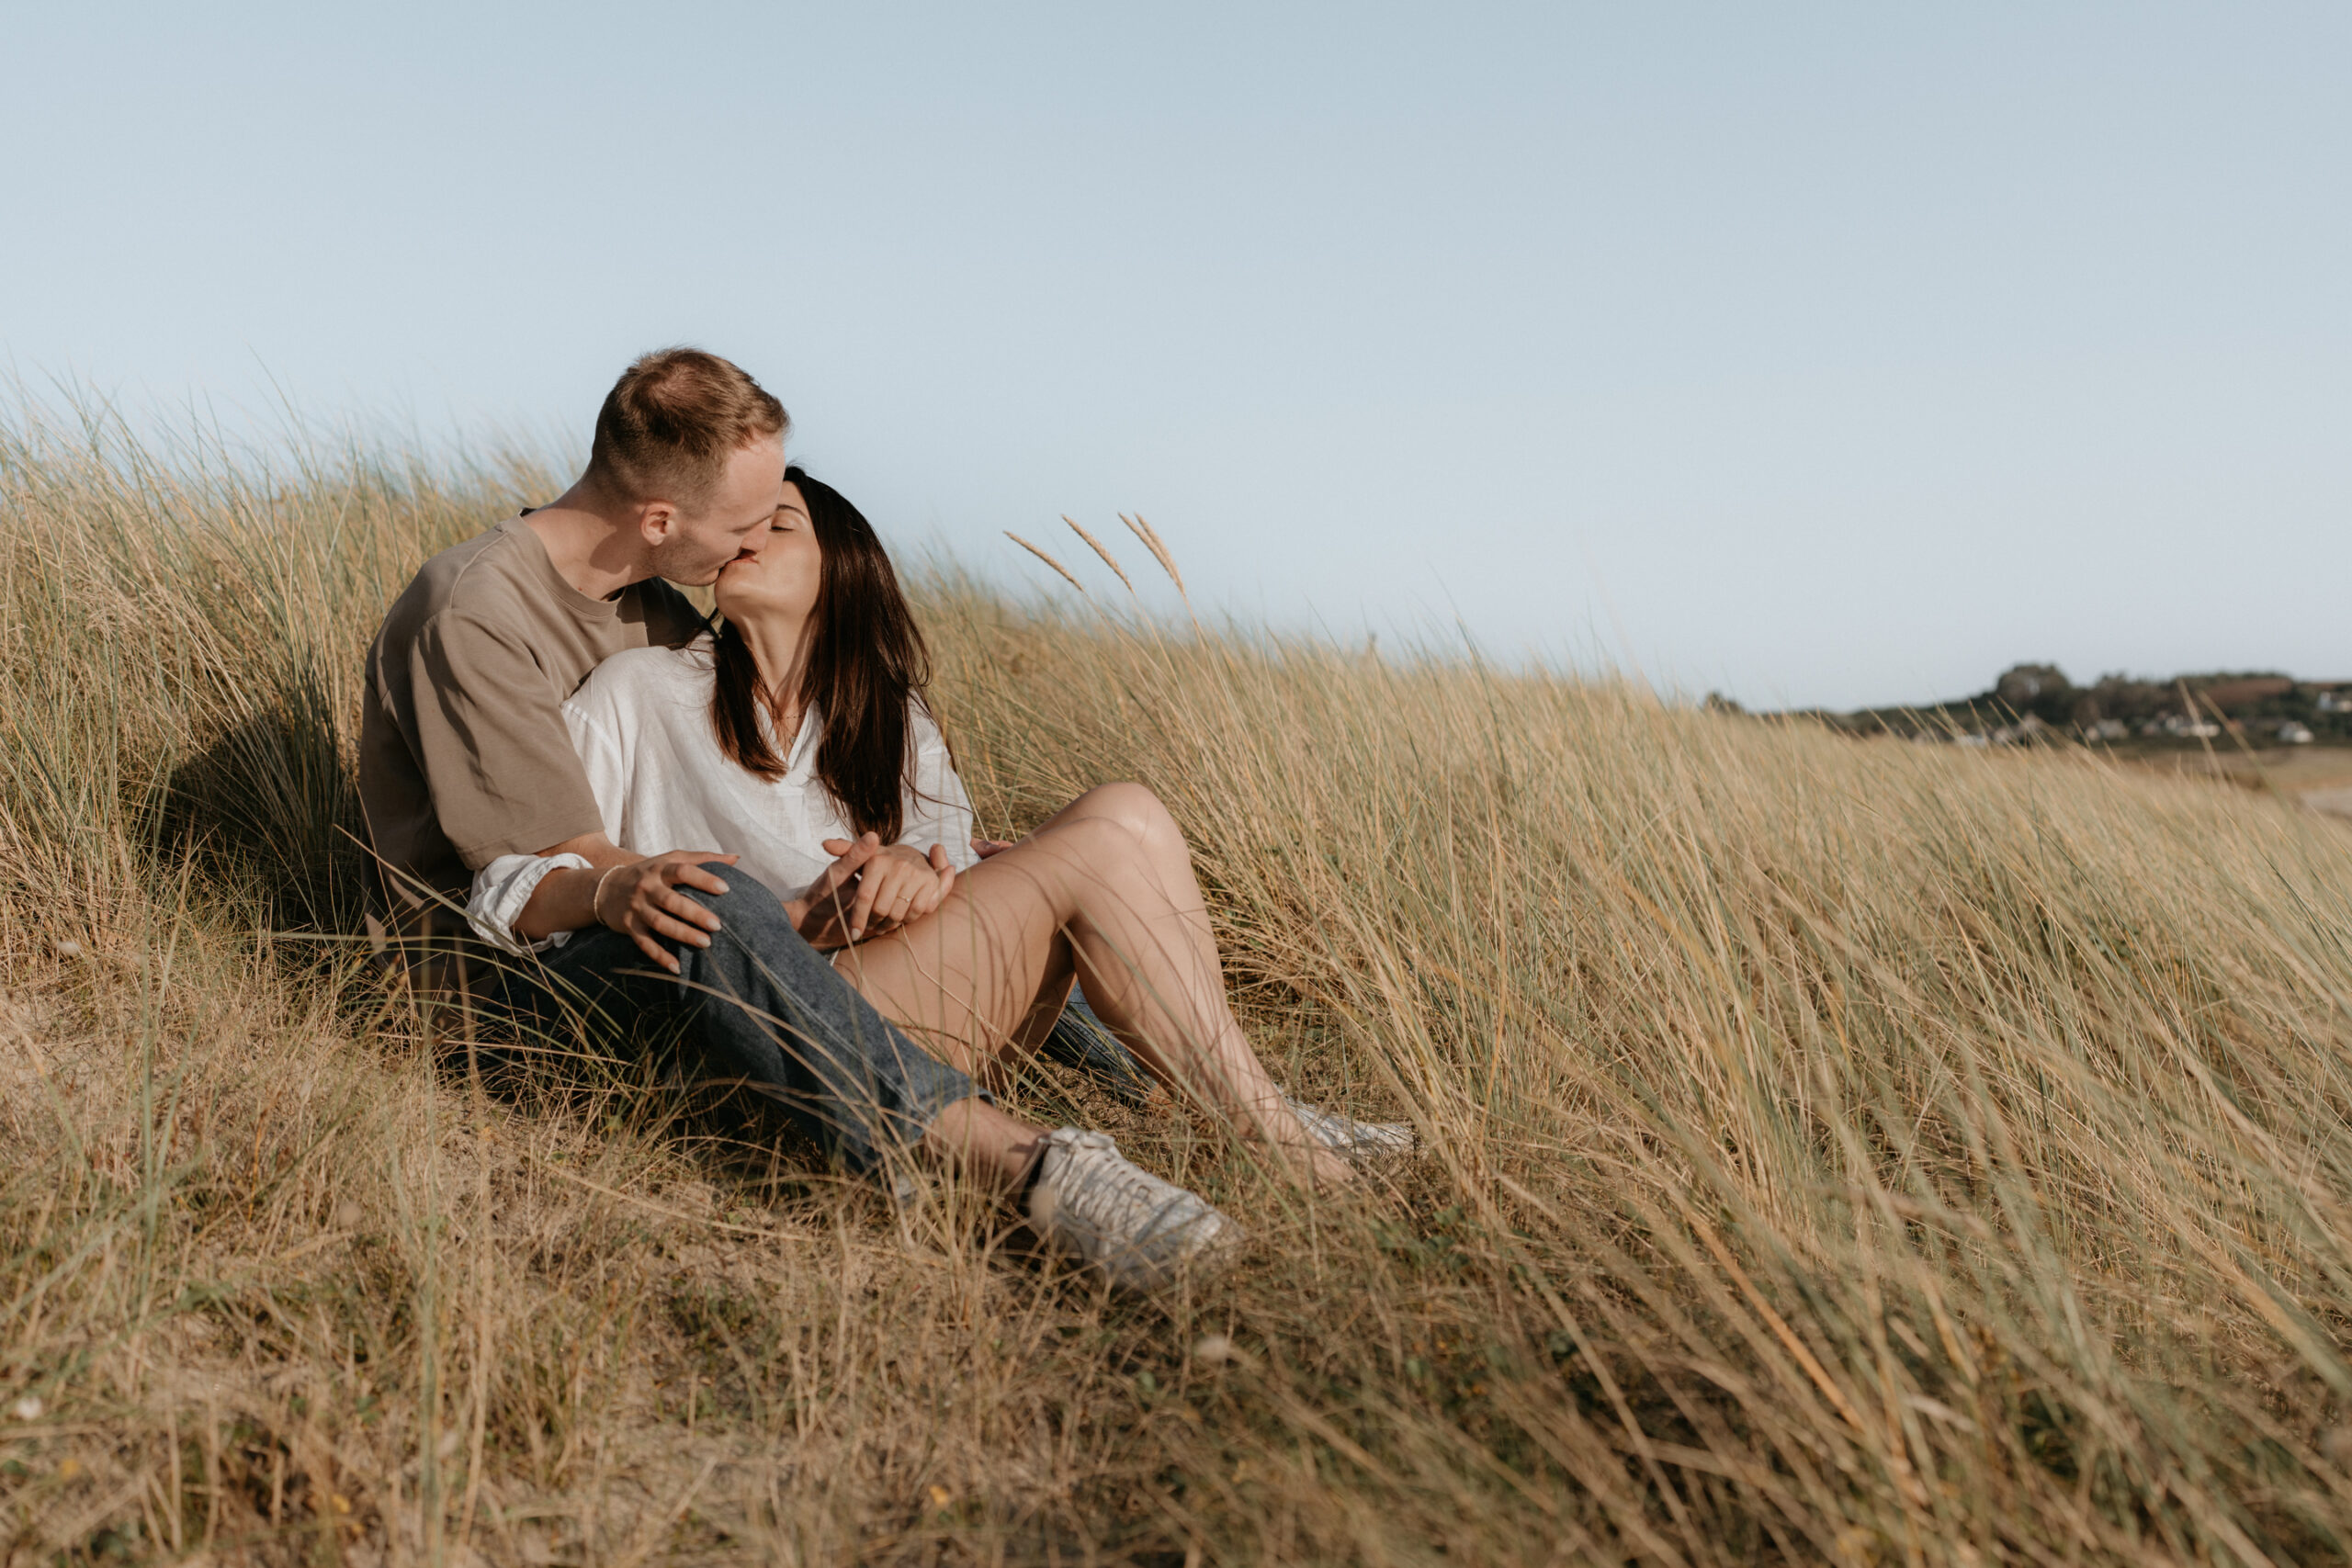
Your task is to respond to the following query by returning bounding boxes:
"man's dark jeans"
[486,863,982,1177]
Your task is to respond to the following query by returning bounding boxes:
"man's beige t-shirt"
[358,516,703,920]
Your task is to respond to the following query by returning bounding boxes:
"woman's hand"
[786,836,878,949]
[970,835,1016,859]
[808,834,956,945]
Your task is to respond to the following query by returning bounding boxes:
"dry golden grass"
[6,399,2352,1565]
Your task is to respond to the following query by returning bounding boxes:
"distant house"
[2085,719,2130,742]
[2278,722,2316,745]
[2317,689,2352,715]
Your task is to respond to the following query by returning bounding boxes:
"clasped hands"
[789,833,958,950]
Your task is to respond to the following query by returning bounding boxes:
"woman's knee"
[1071,781,1178,849]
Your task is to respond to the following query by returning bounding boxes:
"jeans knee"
[675,863,791,937]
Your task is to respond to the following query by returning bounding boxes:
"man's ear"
[636,499,681,548]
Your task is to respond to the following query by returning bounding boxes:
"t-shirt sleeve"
[900,705,979,871]
[404,611,606,867]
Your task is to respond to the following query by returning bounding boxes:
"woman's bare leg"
[835,784,1350,1186]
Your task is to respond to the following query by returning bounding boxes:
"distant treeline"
[1751,665,2352,745]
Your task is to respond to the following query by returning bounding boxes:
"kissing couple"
[359,348,1412,1292]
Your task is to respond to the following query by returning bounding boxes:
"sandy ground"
[2305,785,2352,820]
[2117,745,2352,821]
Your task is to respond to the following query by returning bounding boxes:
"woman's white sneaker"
[1026,1128,1241,1292]
[1283,1095,1418,1162]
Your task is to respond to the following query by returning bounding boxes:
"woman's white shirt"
[463,639,978,953]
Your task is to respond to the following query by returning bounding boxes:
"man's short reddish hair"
[583,348,789,509]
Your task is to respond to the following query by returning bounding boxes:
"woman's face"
[714,480,822,627]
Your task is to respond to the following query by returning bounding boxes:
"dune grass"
[4,400,2352,1565]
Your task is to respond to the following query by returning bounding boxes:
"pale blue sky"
[6,3,2346,708]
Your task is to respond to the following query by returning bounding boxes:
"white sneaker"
[1283,1095,1418,1162]
[1026,1128,1241,1292]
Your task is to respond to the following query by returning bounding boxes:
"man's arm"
[511,831,734,975]
[514,832,893,973]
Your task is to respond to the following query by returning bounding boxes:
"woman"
[470,468,1408,1282]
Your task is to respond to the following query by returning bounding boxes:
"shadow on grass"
[153,664,372,940]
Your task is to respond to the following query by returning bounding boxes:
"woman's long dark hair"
[709,466,933,842]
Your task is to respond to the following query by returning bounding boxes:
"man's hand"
[593,851,739,973]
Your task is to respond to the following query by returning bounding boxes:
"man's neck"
[523,481,654,602]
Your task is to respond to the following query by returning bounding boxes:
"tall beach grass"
[4,400,2352,1564]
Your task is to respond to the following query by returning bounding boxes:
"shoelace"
[1049,1134,1197,1235]
[1286,1097,1405,1149]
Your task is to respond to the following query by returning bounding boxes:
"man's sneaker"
[1026,1128,1241,1292]
[1283,1095,1418,1162]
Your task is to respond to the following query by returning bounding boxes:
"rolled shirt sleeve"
[465,852,592,954]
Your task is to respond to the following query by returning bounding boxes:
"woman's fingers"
[648,912,711,951]
[629,928,681,974]
[851,841,893,940]
[921,847,954,915]
[854,845,926,938]
[649,883,720,934]
[604,861,724,968]
[804,845,867,909]
[605,859,723,937]
[869,871,904,929]
[847,863,884,939]
[882,871,919,928]
[664,854,736,898]
[626,874,707,937]
[819,863,864,935]
[804,838,944,941]
[910,855,955,919]
[652,890,716,945]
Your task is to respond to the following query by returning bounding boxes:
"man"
[358,347,1235,1291]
